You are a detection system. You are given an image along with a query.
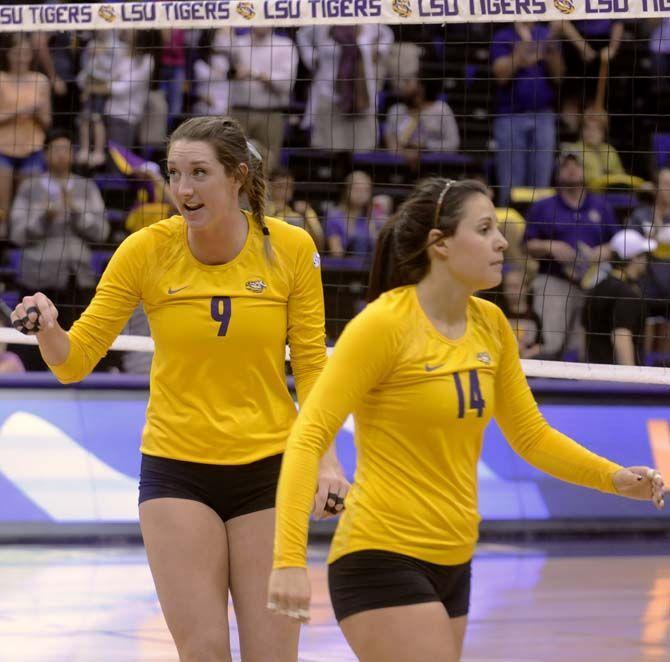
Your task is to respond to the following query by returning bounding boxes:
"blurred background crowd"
[1,5,670,372]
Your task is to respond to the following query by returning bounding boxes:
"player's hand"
[313,455,350,520]
[10,293,59,335]
[267,567,311,623]
[613,467,665,510]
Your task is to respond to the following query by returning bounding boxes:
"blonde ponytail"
[244,142,273,262]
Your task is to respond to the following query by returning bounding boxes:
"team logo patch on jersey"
[477,352,492,365]
[245,279,267,293]
[391,0,412,18]
[312,252,321,269]
[98,4,116,21]
[236,2,256,19]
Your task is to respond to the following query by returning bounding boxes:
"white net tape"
[1,327,669,384]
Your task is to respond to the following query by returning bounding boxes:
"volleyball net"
[0,2,669,383]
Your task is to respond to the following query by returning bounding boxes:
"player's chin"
[476,271,503,291]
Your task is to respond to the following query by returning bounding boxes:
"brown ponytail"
[367,218,400,302]
[367,178,488,302]
[168,116,273,261]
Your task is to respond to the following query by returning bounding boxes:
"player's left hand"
[613,467,665,510]
[313,455,350,520]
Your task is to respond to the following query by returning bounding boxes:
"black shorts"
[328,550,471,622]
[138,452,282,522]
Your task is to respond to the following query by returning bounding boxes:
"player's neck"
[187,210,248,265]
[416,271,470,334]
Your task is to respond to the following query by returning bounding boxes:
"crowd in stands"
[1,16,670,371]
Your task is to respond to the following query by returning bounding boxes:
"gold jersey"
[274,286,622,567]
[50,213,326,464]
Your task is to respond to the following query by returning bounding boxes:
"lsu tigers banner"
[0,0,668,32]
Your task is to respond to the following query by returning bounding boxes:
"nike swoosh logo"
[167,286,189,295]
[425,363,445,372]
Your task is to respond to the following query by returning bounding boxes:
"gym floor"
[0,540,667,661]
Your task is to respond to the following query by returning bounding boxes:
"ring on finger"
[25,307,41,332]
[12,318,38,335]
[326,491,339,504]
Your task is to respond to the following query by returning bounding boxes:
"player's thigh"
[227,507,300,662]
[451,614,468,659]
[339,601,460,662]
[139,498,232,659]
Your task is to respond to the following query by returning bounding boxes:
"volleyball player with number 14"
[10,116,349,661]
[269,178,666,662]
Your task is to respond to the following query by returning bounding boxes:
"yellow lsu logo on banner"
[98,4,116,22]
[553,0,577,13]
[392,0,413,17]
[236,1,256,19]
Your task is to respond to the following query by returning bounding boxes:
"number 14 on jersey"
[452,370,485,418]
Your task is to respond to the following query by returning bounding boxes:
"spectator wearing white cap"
[582,229,657,365]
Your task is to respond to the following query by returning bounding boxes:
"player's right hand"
[10,293,59,335]
[267,567,311,623]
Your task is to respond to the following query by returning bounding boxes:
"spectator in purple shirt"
[524,149,618,359]
[491,22,564,206]
[325,171,381,258]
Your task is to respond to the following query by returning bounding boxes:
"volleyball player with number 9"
[10,116,348,661]
[268,179,666,661]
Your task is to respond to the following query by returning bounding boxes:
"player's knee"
[177,630,232,662]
